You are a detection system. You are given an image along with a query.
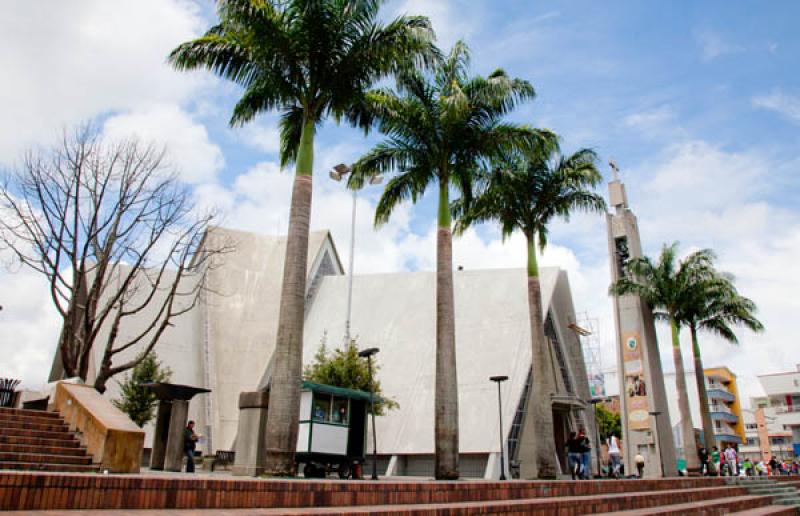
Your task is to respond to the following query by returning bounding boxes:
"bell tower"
[606,161,677,477]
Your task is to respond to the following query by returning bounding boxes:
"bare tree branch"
[0,123,232,391]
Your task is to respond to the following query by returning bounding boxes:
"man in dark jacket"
[698,447,709,475]
[577,428,592,479]
[565,432,583,480]
[184,420,198,473]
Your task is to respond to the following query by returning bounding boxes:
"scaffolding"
[576,312,605,398]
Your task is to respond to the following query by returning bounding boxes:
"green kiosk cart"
[296,381,372,478]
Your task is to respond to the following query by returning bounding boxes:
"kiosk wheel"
[304,463,320,478]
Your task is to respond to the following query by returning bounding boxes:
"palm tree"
[169,0,436,476]
[678,269,763,453]
[611,243,716,471]
[454,142,606,478]
[349,41,539,479]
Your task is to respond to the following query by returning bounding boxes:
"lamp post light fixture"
[358,346,380,480]
[648,411,664,477]
[330,164,382,346]
[490,375,509,480]
[589,397,605,478]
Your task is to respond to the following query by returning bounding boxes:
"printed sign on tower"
[622,331,650,430]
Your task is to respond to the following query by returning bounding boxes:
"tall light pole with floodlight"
[648,411,664,477]
[490,375,509,480]
[589,397,605,477]
[330,164,382,346]
[358,346,380,480]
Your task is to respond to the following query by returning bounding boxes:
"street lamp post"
[330,164,382,346]
[648,411,664,477]
[490,375,509,480]
[358,347,380,480]
[589,397,604,478]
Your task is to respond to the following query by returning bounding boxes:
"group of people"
[565,430,647,479]
[697,443,799,477]
[565,429,593,479]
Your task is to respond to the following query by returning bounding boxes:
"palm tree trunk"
[263,118,315,476]
[523,233,559,478]
[434,177,459,480]
[671,317,699,470]
[691,324,716,453]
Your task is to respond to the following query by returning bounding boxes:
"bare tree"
[0,124,229,392]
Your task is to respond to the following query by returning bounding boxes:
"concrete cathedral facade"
[53,226,596,479]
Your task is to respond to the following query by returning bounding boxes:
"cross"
[608,159,620,181]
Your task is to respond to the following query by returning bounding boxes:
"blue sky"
[1,0,798,404]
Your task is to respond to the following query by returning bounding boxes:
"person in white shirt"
[607,434,622,478]
[723,444,738,476]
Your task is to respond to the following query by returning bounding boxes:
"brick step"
[0,443,88,456]
[594,494,771,515]
[732,506,799,515]
[0,477,734,511]
[0,411,66,426]
[0,451,92,465]
[0,461,97,473]
[0,476,750,513]
[0,434,81,448]
[0,407,60,419]
[0,419,69,433]
[0,425,74,440]
[42,490,764,515]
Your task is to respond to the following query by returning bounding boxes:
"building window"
[745,423,758,430]
[312,393,332,422]
[771,437,785,445]
[746,438,758,446]
[614,237,630,278]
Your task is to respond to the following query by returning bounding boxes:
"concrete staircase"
[0,407,97,472]
[726,476,800,511]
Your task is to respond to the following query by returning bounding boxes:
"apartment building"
[738,366,800,461]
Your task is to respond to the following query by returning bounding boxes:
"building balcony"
[710,411,739,424]
[775,405,800,414]
[706,388,735,402]
[713,430,743,445]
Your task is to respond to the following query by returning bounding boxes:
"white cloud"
[103,104,224,183]
[694,29,740,62]
[236,120,282,155]
[752,90,800,125]
[767,42,779,55]
[393,0,481,48]
[0,262,61,391]
[0,0,213,163]
[623,106,675,133]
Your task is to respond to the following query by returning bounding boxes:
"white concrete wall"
[302,267,563,457]
[203,228,337,451]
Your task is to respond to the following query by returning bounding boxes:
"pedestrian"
[184,420,199,473]
[607,433,622,479]
[769,457,778,476]
[742,457,754,476]
[723,444,738,476]
[577,428,592,479]
[710,446,721,476]
[565,431,583,480]
[635,452,646,478]
[698,446,709,476]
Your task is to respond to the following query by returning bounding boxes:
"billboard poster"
[588,373,606,397]
[622,331,650,430]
